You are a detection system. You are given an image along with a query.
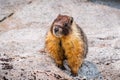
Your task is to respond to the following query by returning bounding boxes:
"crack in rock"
[0,13,14,23]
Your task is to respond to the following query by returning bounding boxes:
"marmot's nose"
[54,28,59,33]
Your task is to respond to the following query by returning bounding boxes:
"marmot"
[45,14,88,76]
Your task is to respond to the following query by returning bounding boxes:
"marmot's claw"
[57,65,66,70]
[59,66,66,70]
[71,73,78,77]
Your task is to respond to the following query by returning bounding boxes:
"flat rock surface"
[0,0,120,80]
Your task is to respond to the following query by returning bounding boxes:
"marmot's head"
[51,14,73,38]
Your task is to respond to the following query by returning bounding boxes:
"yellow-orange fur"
[45,16,87,76]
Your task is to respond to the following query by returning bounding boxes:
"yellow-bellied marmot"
[45,14,88,76]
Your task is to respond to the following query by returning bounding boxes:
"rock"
[113,39,120,49]
[0,0,120,80]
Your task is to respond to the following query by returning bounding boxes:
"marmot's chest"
[58,36,83,59]
[59,36,81,52]
[59,40,66,59]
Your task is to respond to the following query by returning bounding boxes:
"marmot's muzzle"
[53,26,63,37]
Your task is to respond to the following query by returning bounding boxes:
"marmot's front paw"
[58,65,66,70]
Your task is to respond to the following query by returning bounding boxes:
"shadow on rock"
[64,60,103,80]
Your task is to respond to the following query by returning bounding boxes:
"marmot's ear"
[58,14,61,17]
[70,17,73,24]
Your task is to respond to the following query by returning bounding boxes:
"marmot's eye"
[64,23,68,27]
